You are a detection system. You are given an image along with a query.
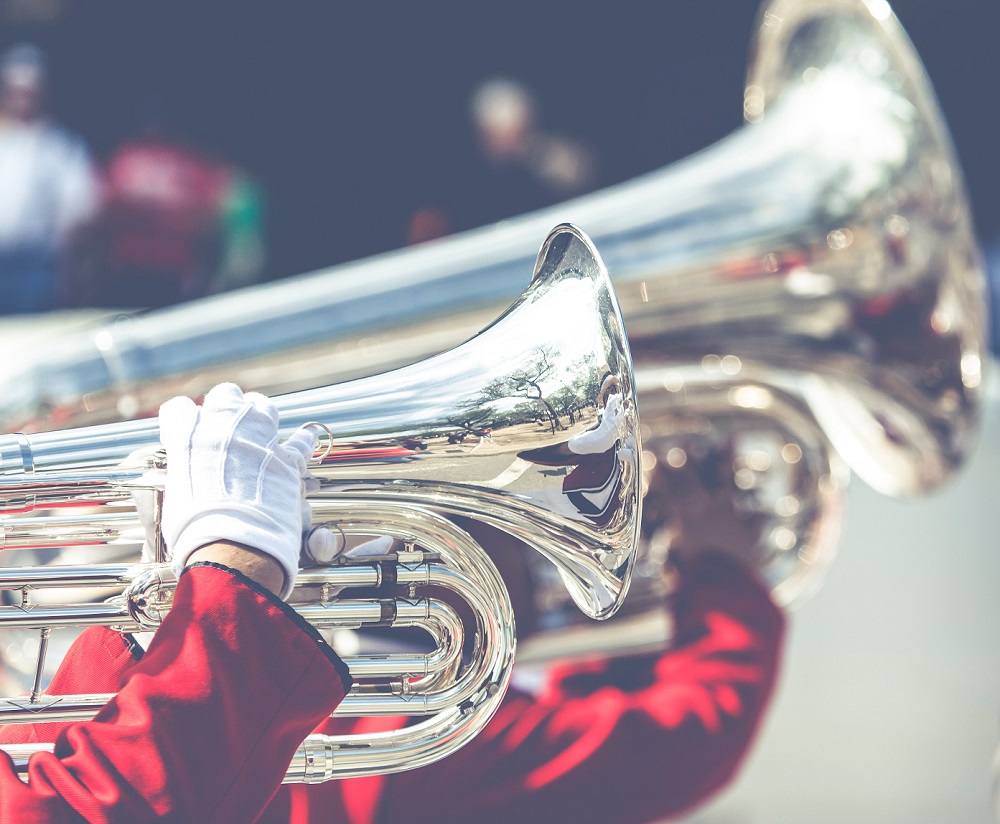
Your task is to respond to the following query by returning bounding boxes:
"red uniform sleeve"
[338,550,785,824]
[0,562,352,824]
[7,553,783,824]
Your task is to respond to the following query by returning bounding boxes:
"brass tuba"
[0,225,643,780]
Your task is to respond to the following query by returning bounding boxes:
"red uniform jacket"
[0,562,352,823]
[3,553,783,824]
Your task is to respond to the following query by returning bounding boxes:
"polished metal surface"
[0,225,643,780]
[629,368,846,611]
[0,224,641,620]
[1,505,519,781]
[0,0,984,505]
[0,0,987,775]
[515,367,847,664]
[0,0,980,684]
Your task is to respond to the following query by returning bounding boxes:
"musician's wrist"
[186,541,287,597]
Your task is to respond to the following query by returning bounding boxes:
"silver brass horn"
[0,0,984,503]
[0,224,642,780]
[0,0,985,654]
[517,368,849,665]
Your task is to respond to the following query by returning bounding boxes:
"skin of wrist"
[186,541,287,596]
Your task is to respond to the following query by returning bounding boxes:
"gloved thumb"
[304,525,344,564]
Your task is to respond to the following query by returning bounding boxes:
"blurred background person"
[0,42,97,314]
[471,77,596,198]
[406,76,598,246]
[66,110,266,310]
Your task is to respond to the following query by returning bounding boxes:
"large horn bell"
[0,0,984,504]
[0,0,985,686]
[0,224,641,780]
[0,224,640,620]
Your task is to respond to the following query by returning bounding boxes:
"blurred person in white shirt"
[0,43,98,313]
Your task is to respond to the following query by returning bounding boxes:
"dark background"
[3,0,997,283]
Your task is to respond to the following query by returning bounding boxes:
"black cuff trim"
[182,561,354,694]
[122,633,146,662]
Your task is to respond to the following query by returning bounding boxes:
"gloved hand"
[124,452,338,568]
[343,535,395,559]
[568,392,626,455]
[300,473,341,564]
[158,382,320,600]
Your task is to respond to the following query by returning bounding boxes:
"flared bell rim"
[741,0,989,496]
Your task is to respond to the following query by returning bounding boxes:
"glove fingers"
[282,425,320,466]
[161,384,313,602]
[305,527,343,564]
[118,445,162,470]
[245,391,281,428]
[202,382,247,410]
[158,395,199,449]
[345,535,395,558]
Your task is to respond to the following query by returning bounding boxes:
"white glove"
[616,431,638,464]
[568,392,626,455]
[301,473,341,564]
[159,382,318,600]
[302,529,395,565]
[343,535,395,559]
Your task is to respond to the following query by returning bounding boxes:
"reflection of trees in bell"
[549,366,601,426]
[511,347,563,433]
[451,347,603,435]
